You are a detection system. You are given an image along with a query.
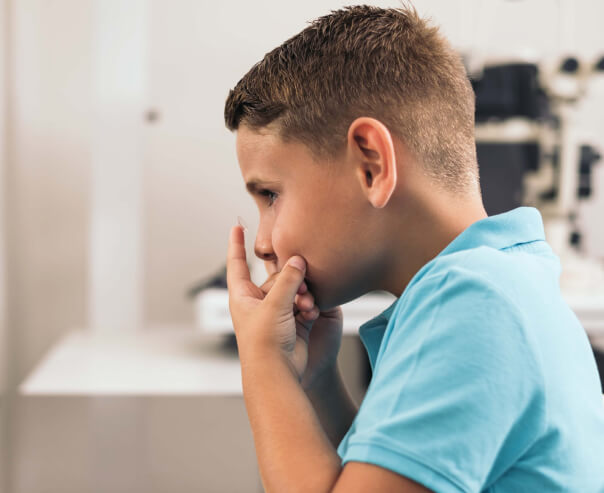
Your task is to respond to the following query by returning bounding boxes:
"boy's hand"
[227,224,320,379]
[261,260,344,391]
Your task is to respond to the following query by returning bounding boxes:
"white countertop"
[19,329,243,396]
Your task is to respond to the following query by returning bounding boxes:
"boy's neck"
[382,190,488,298]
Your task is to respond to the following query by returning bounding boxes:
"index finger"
[226,225,251,293]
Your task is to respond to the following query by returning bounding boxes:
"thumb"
[264,256,306,309]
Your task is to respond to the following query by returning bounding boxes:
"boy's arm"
[240,350,342,493]
[303,365,358,449]
[241,351,433,493]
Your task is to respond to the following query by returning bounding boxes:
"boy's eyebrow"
[245,179,279,194]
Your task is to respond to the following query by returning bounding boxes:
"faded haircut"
[224,4,479,195]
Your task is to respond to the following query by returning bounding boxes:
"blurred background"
[0,0,603,492]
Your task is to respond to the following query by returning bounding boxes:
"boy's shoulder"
[392,252,531,344]
[385,242,561,366]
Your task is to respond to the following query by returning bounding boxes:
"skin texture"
[227,117,488,492]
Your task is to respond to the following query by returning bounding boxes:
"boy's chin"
[315,300,336,312]
[305,280,331,311]
[309,282,365,313]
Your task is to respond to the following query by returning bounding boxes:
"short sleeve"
[337,267,547,493]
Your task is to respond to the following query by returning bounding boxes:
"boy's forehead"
[236,125,302,181]
[236,125,281,162]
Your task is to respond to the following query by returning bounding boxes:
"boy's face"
[236,125,385,311]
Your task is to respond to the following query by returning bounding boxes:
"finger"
[265,256,306,309]
[259,272,278,295]
[262,272,305,295]
[296,306,319,324]
[226,225,251,293]
[264,260,278,276]
[302,308,320,320]
[295,292,315,311]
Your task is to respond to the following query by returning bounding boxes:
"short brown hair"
[224,4,479,194]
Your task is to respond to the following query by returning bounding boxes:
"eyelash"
[259,189,278,206]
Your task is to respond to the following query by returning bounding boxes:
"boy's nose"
[254,238,276,263]
[254,217,276,262]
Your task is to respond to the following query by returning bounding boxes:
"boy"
[224,5,604,493]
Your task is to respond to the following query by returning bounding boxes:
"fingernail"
[288,256,305,271]
[237,215,248,233]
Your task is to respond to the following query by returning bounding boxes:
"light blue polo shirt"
[337,207,604,492]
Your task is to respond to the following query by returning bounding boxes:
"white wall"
[0,0,7,488]
[0,0,5,401]
[6,0,91,387]
[89,0,147,334]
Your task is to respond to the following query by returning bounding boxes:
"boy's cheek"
[270,225,299,261]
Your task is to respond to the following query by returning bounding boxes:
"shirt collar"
[358,298,399,371]
[438,206,545,257]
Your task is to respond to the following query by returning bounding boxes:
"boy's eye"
[259,189,278,206]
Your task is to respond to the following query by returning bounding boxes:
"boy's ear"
[348,117,397,209]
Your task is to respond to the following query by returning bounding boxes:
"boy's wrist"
[303,363,358,449]
[238,343,301,384]
[303,363,341,395]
